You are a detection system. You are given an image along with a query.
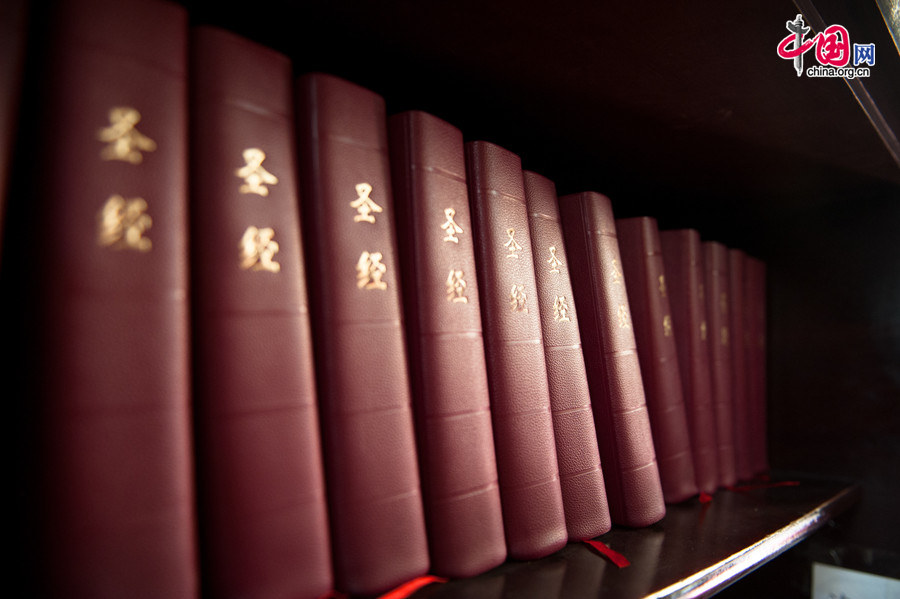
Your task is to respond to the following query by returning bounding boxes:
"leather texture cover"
[728,249,753,481]
[557,192,666,528]
[523,170,611,540]
[190,27,332,598]
[296,72,429,595]
[745,256,769,476]
[703,241,737,488]
[31,0,199,595]
[465,140,567,559]
[659,229,719,494]
[617,216,698,504]
[388,110,507,577]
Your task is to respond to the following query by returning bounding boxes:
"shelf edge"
[648,483,862,599]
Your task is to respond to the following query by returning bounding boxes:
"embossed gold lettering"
[236,148,278,196]
[446,269,468,303]
[504,228,522,258]
[510,284,528,312]
[611,258,624,285]
[617,304,631,328]
[97,107,156,164]
[357,250,387,289]
[350,182,382,223]
[547,246,563,273]
[240,226,280,272]
[553,295,571,322]
[97,195,152,251]
[441,208,463,243]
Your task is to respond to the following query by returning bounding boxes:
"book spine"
[465,140,567,560]
[728,249,753,481]
[659,229,719,494]
[32,0,198,595]
[745,256,769,475]
[703,241,737,487]
[617,216,698,503]
[388,110,506,578]
[2,9,33,577]
[296,72,429,596]
[0,0,29,255]
[189,27,332,598]
[523,170,611,540]
[558,192,666,527]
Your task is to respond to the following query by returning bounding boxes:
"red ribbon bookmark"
[378,575,448,599]
[317,575,447,599]
[583,539,631,568]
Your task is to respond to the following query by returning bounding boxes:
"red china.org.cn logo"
[777,14,875,78]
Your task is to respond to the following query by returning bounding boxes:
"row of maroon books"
[0,0,768,597]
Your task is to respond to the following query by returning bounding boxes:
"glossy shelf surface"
[411,476,860,599]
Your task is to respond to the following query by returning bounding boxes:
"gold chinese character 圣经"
[97,107,157,164]
[510,284,528,312]
[659,274,667,297]
[663,314,673,337]
[356,250,387,290]
[350,182,383,223]
[446,269,468,303]
[441,208,464,243]
[236,148,278,196]
[504,228,522,258]
[240,226,280,273]
[553,295,571,322]
[547,246,563,273]
[700,320,708,341]
[97,194,152,251]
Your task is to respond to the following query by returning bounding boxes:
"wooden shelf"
[408,476,860,599]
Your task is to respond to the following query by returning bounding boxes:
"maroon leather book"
[728,249,753,481]
[659,229,719,494]
[0,0,29,256]
[523,170,611,540]
[31,0,198,595]
[557,192,665,528]
[745,256,769,476]
[388,110,507,578]
[190,27,332,598]
[617,216,698,504]
[703,241,737,488]
[465,140,567,559]
[296,72,429,595]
